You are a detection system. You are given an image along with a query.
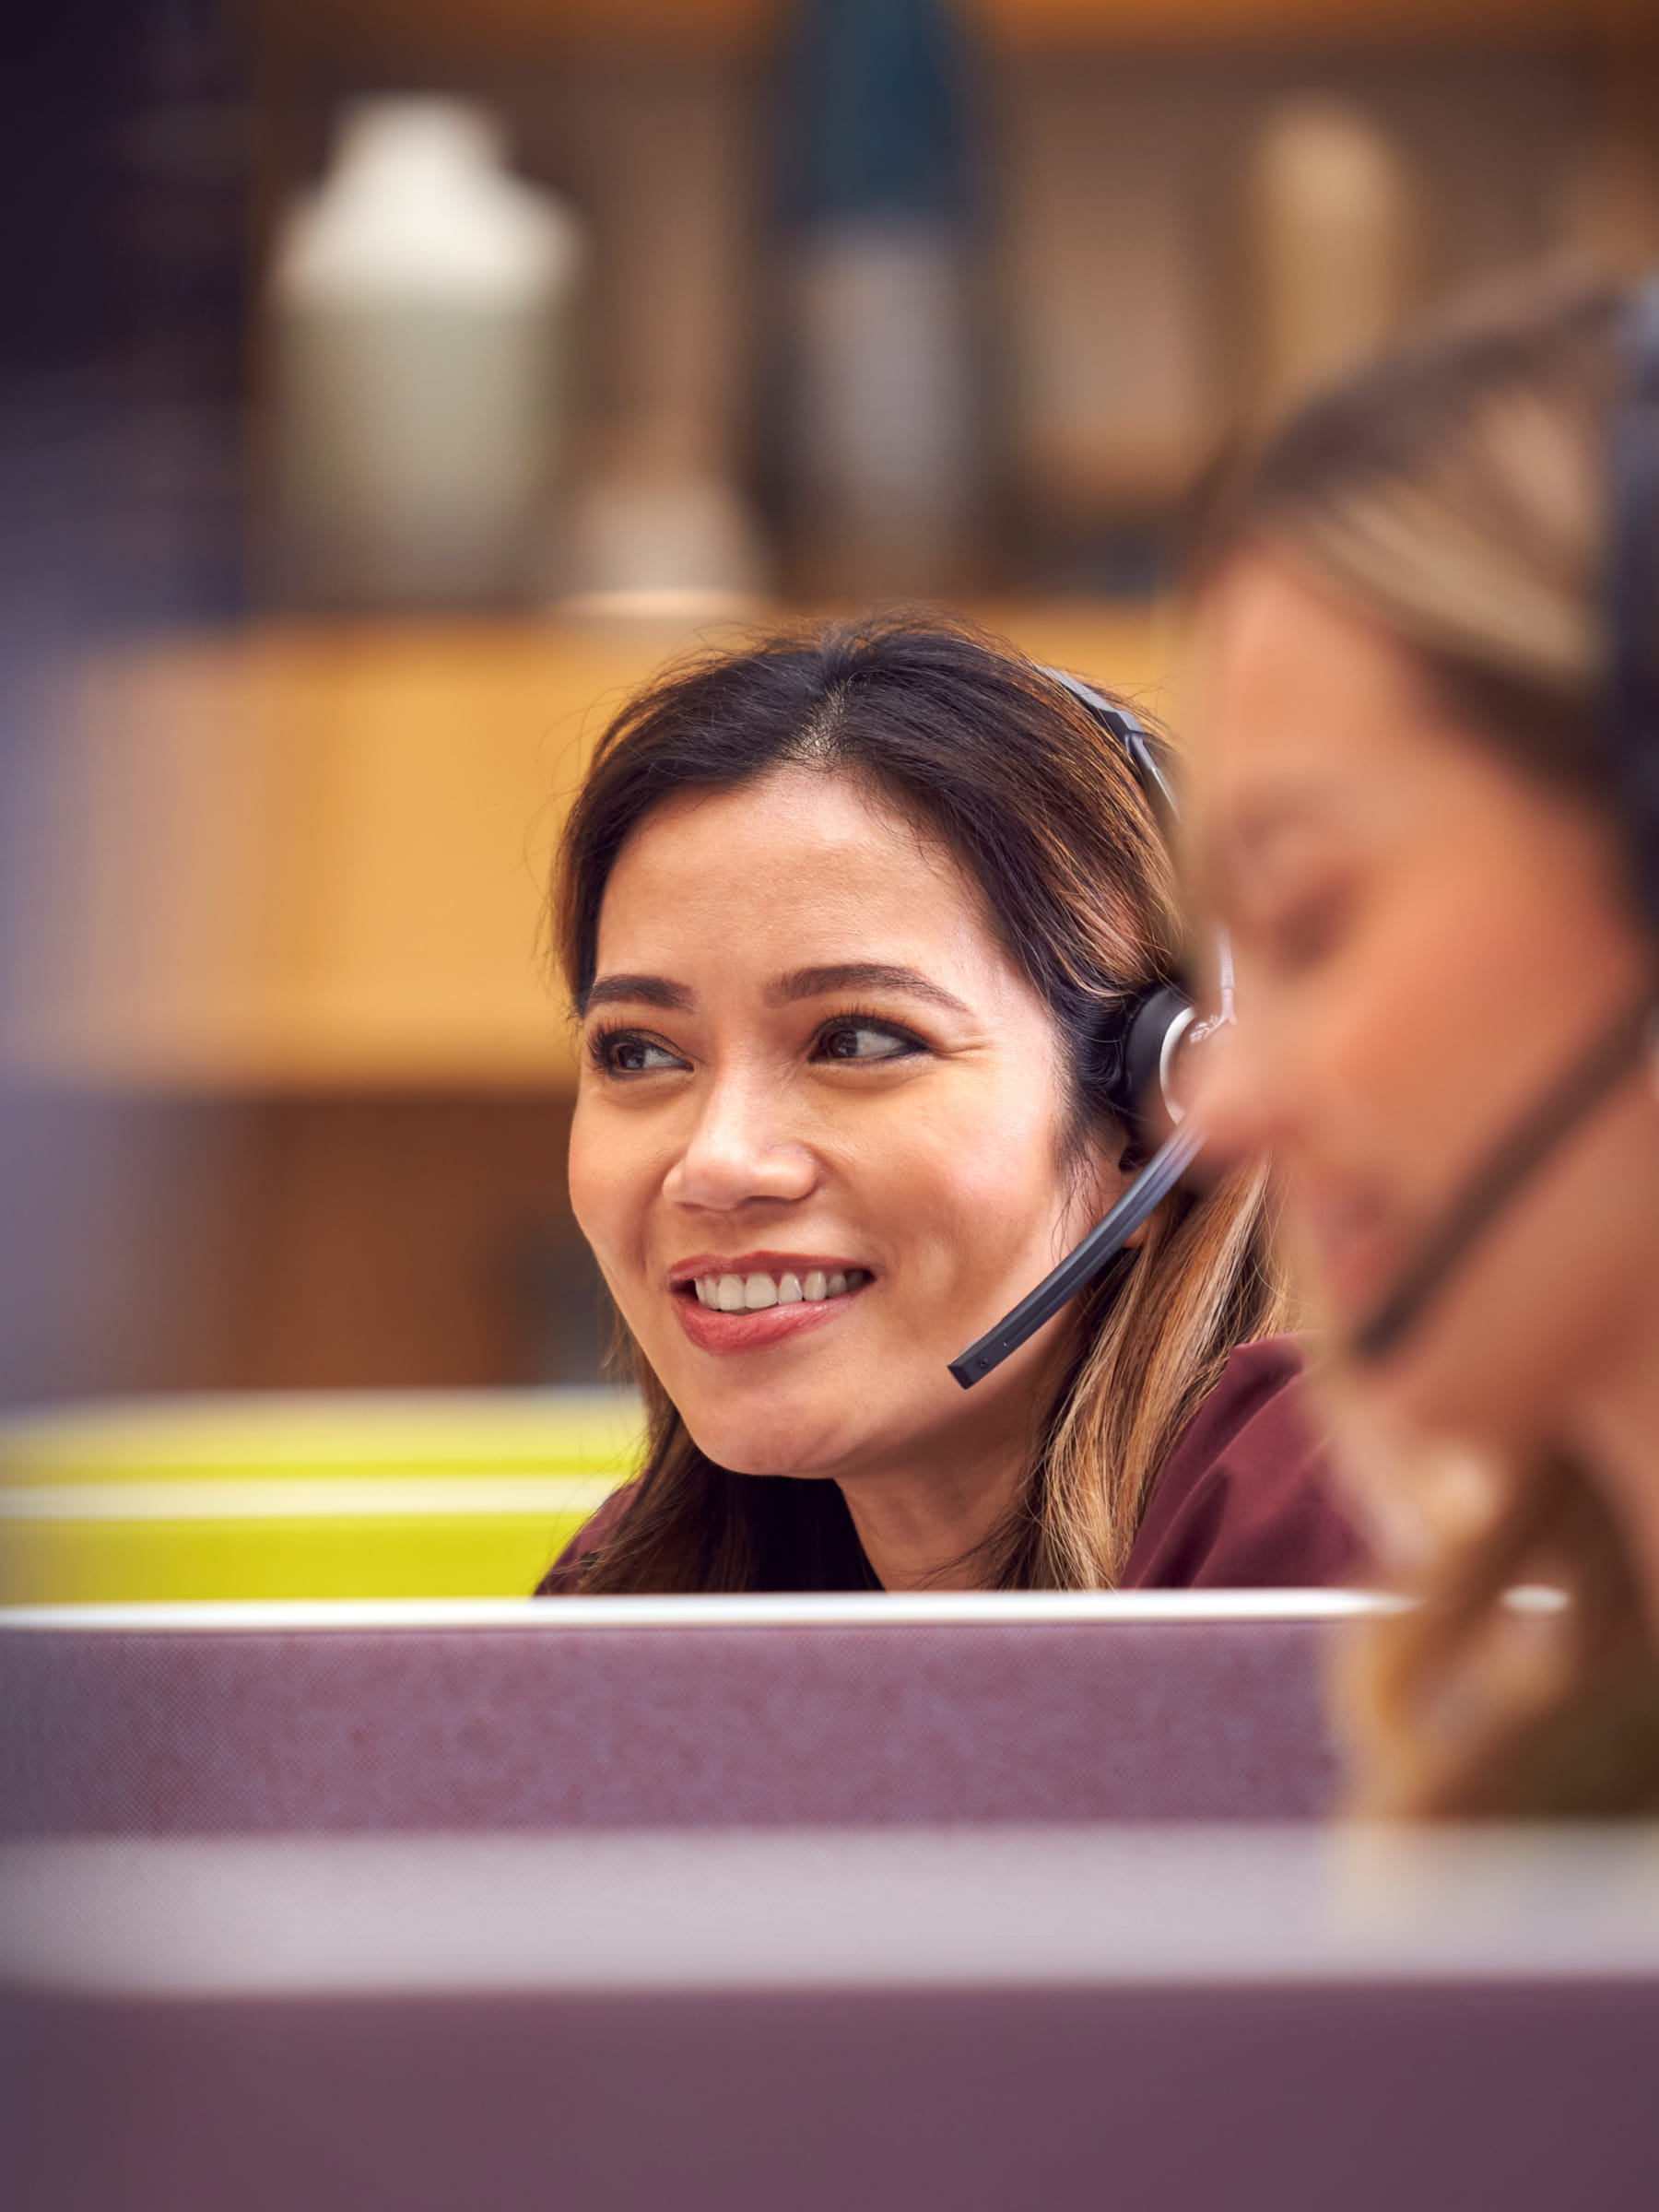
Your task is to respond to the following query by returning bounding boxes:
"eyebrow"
[576,962,972,1020]
[578,973,694,1016]
[1201,788,1344,899]
[773,963,972,1017]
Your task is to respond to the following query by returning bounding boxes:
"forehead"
[1186,555,1453,865]
[594,765,1000,971]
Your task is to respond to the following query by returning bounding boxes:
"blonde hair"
[1198,272,1659,1814]
[552,611,1289,1593]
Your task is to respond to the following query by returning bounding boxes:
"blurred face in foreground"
[1189,555,1659,1489]
[567,765,1124,1587]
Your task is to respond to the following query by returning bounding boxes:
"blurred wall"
[3,0,1654,1406]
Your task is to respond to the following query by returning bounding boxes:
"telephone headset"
[948,672,1230,1388]
[955,273,1659,1389]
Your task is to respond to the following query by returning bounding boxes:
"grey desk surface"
[5,1823,1657,1996]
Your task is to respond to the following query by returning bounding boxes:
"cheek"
[1314,945,1446,1164]
[877,1072,1083,1265]
[1354,891,1630,1202]
[563,1112,606,1259]
[1271,881,1573,1204]
[566,1100,652,1275]
[1224,936,1425,1194]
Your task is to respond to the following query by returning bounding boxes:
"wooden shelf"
[6,605,1166,1094]
[968,0,1646,50]
[267,0,1645,65]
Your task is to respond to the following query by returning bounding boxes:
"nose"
[663,1069,818,1214]
[1187,1013,1292,1172]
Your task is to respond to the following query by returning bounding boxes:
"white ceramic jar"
[269,98,584,607]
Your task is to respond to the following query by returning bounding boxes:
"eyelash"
[586,1024,685,1077]
[810,1008,929,1064]
[585,1008,929,1078]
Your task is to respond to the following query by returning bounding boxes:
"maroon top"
[536,1335,1356,1594]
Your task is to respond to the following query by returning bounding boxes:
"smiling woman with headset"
[535,613,1352,1595]
[1187,274,1659,1813]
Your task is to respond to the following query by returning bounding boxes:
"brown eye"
[593,1030,686,1076]
[814,1020,922,1063]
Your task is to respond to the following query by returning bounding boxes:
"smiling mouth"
[1295,1183,1403,1311]
[685,1267,871,1313]
[666,1259,875,1354]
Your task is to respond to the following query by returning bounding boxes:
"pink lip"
[665,1251,875,1359]
[1293,1181,1404,1314]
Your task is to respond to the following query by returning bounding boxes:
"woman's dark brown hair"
[546,609,1288,1593]
[1193,272,1659,1815]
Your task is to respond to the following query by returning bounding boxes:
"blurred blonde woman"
[1187,275,1659,1813]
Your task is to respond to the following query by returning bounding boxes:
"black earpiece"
[948,670,1223,1389]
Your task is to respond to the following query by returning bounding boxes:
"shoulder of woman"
[533,1481,640,1596]
[1120,1335,1360,1590]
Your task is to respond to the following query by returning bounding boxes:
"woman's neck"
[824,1329,1077,1592]
[833,1448,1027,1592]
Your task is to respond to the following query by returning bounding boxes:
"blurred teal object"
[781,0,971,227]
[778,0,985,599]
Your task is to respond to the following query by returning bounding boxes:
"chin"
[1358,1331,1541,1461]
[677,1394,850,1480]
[1350,1359,1454,1448]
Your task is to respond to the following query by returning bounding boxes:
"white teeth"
[689,1266,867,1310]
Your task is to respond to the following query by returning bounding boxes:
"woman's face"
[568,765,1120,1493]
[1189,553,1659,1456]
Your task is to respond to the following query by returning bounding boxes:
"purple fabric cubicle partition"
[4,1603,1656,2212]
[0,1593,1358,1834]
[4,1824,1657,2212]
